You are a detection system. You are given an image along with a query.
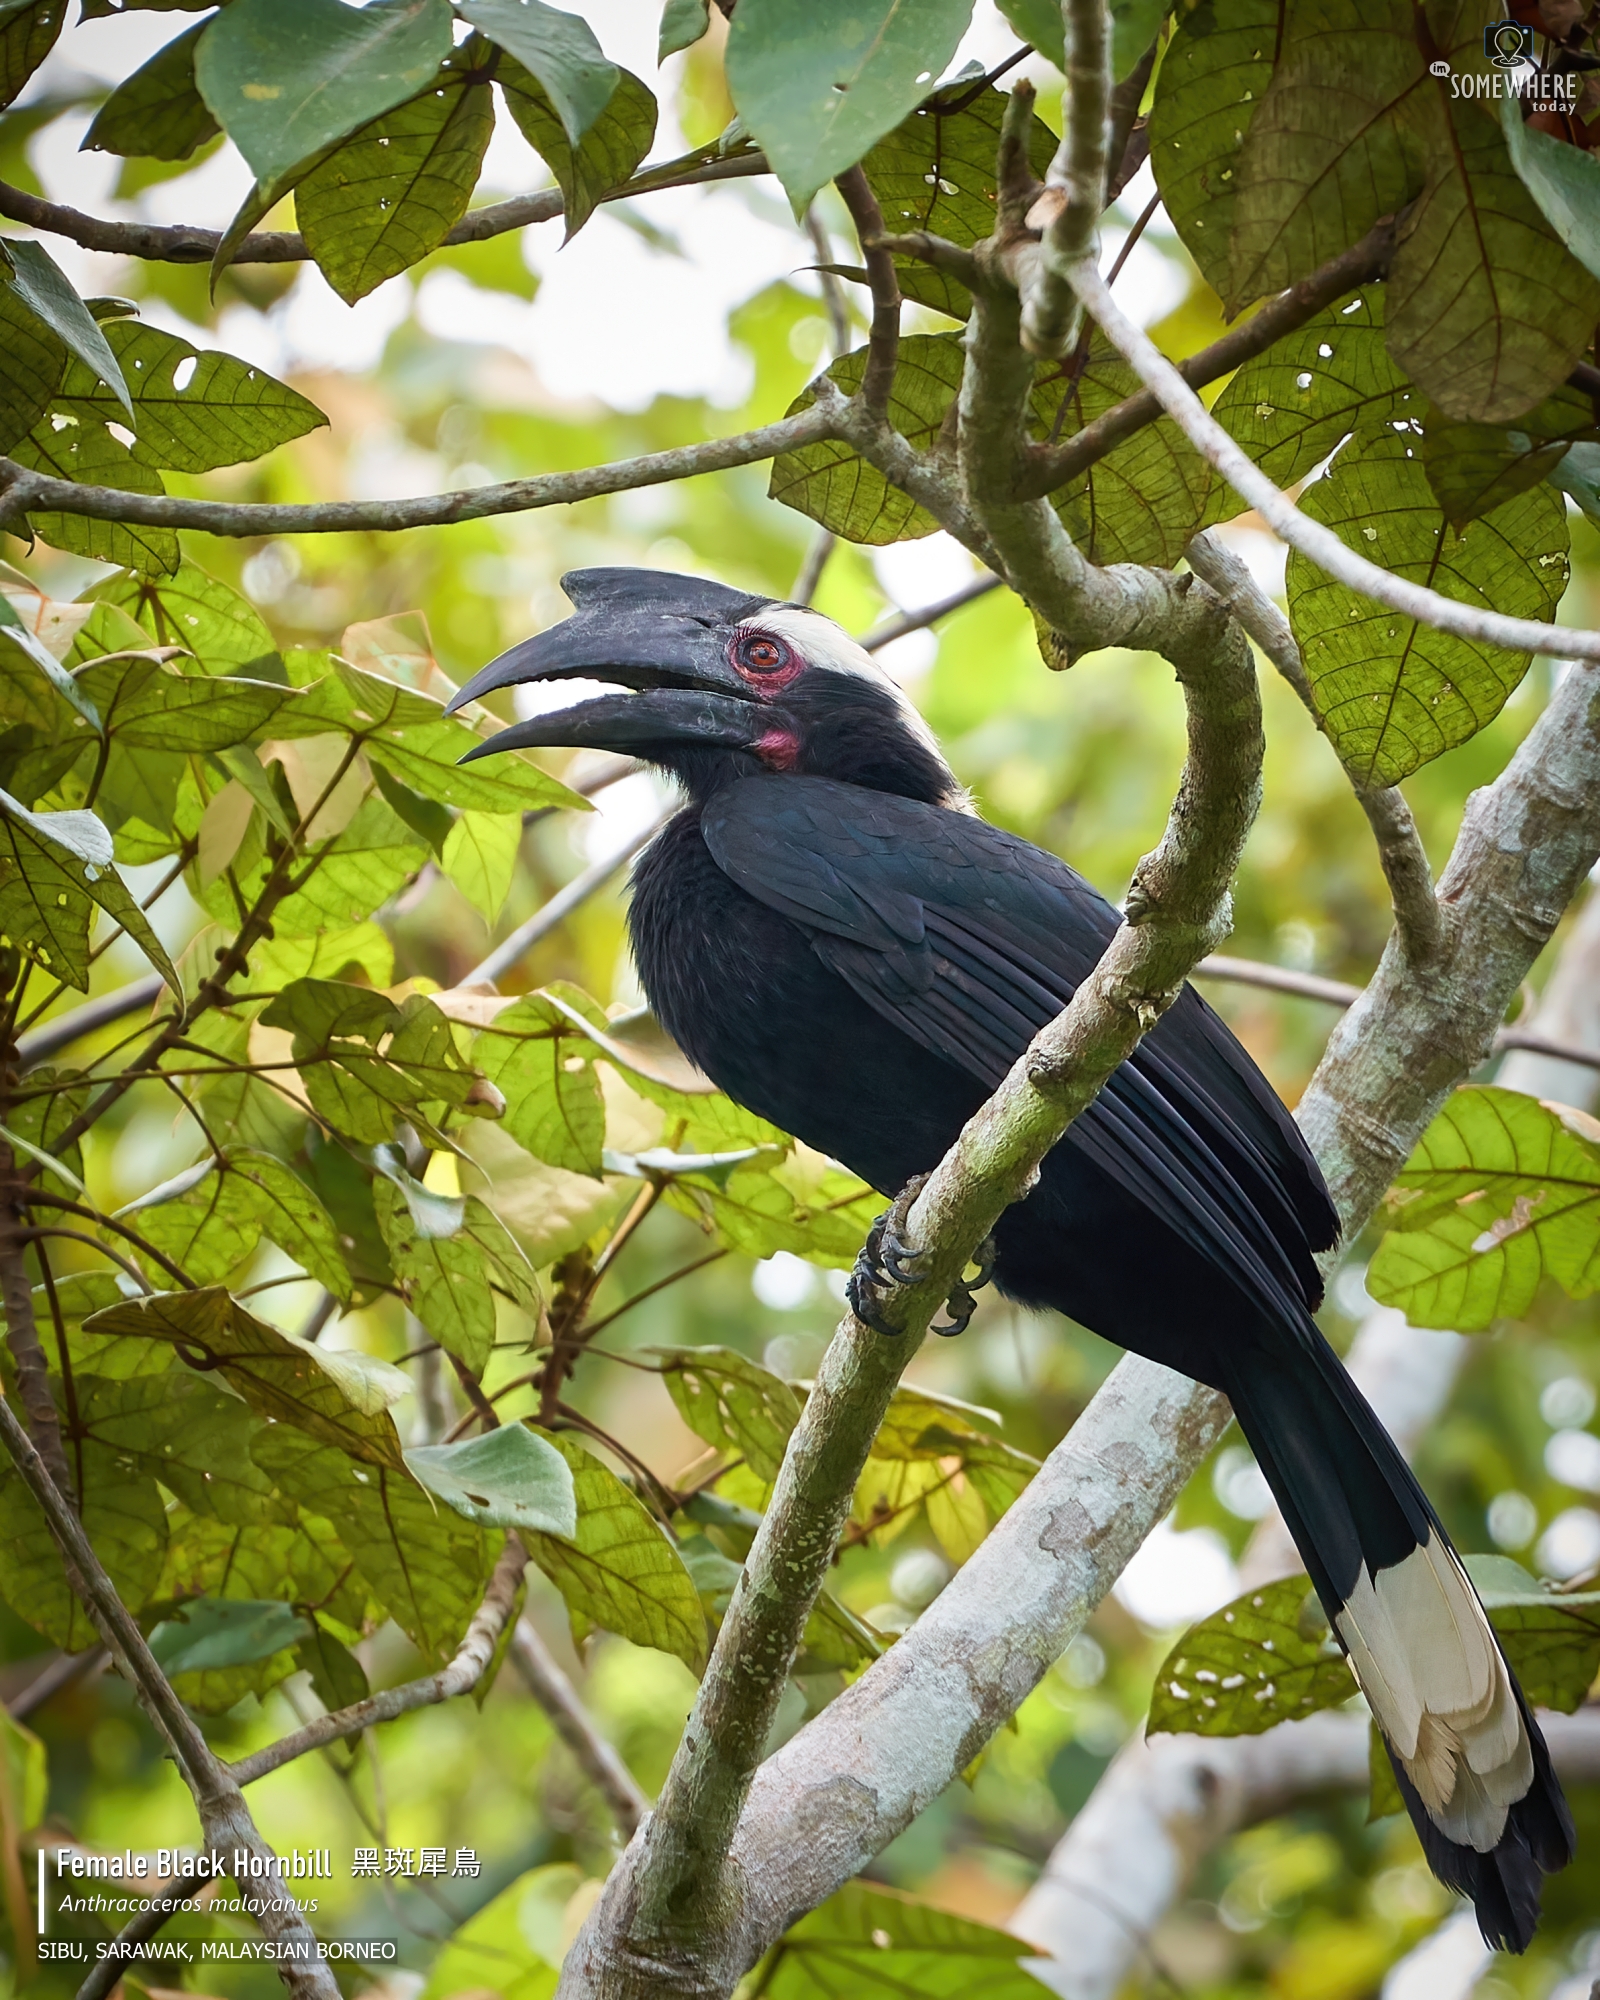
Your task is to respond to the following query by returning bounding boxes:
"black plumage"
[450,568,1573,1947]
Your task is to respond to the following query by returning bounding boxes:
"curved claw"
[849,1189,997,1342]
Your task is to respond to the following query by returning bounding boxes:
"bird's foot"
[847,1175,995,1340]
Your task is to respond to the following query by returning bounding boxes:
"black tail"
[1224,1325,1574,1951]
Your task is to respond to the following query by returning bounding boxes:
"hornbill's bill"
[448,566,1573,1946]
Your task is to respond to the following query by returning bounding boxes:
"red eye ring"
[732,630,795,680]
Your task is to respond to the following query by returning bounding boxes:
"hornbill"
[448,566,1573,1946]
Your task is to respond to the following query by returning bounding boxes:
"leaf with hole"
[84,1287,407,1469]
[520,1429,707,1672]
[58,320,328,474]
[1149,1576,1356,1737]
[406,1425,578,1535]
[726,0,973,213]
[91,562,280,676]
[1285,425,1569,786]
[10,415,178,578]
[81,20,219,162]
[1,238,132,421]
[859,78,1058,254]
[752,1881,1048,1999]
[498,53,656,239]
[297,52,495,304]
[1368,1086,1600,1330]
[471,989,608,1178]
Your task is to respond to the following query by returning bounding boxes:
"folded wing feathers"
[1334,1532,1532,1852]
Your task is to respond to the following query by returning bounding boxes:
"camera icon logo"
[1484,19,1533,66]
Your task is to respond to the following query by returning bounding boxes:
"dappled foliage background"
[5,5,1600,2000]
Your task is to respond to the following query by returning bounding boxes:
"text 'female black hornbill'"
[448,567,1573,1946]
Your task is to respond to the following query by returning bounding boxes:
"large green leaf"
[853,1384,1038,1563]
[441,808,521,925]
[148,1594,310,1711]
[253,1428,491,1665]
[0,1443,168,1650]
[456,0,619,146]
[80,20,219,161]
[375,1178,541,1373]
[59,320,328,474]
[1501,90,1600,285]
[1285,425,1569,787]
[0,787,180,994]
[9,417,178,578]
[1368,1086,1600,1330]
[520,1429,707,1672]
[0,275,66,452]
[417,1869,558,2000]
[83,1287,408,1469]
[406,1425,577,1535]
[75,1369,286,1528]
[497,53,655,240]
[1149,1576,1356,1738]
[651,1345,801,1484]
[1148,0,1284,297]
[269,798,432,940]
[472,989,608,1177]
[857,79,1058,252]
[195,0,455,193]
[2,238,132,421]
[1420,386,1600,527]
[297,55,495,304]
[91,562,280,676]
[997,0,1166,77]
[73,654,302,754]
[661,1147,878,1267]
[726,0,973,212]
[1202,286,1412,521]
[131,1148,353,1303]
[0,0,65,111]
[750,1882,1048,1999]
[263,978,486,1141]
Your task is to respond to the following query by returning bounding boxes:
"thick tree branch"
[0,1395,337,1999]
[559,482,1263,1998]
[226,1539,526,1787]
[0,1150,73,1502]
[1021,0,1112,355]
[511,1619,647,1841]
[0,154,768,266]
[0,406,837,542]
[1066,257,1600,665]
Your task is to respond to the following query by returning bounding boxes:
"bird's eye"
[734,632,792,676]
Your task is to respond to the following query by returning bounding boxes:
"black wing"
[702,775,1338,1315]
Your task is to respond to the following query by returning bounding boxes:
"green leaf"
[76,1369,286,1528]
[135,1148,353,1304]
[858,79,1059,256]
[195,0,455,192]
[1465,1553,1600,1712]
[271,799,432,941]
[472,990,607,1178]
[1148,0,1283,297]
[772,333,961,543]
[0,270,66,452]
[994,0,1064,64]
[497,53,656,240]
[91,562,280,676]
[297,1618,370,1712]
[1368,1717,1403,1820]
[406,1425,578,1535]
[148,1596,311,1675]
[996,0,1164,75]
[74,654,300,754]
[1502,89,1600,284]
[418,1869,559,2000]
[84,1287,408,1469]
[0,1443,168,1650]
[0,786,180,994]
[376,1178,541,1372]
[726,0,974,213]
[521,1429,707,1672]
[456,0,619,146]
[1420,388,1599,526]
[1389,89,1600,424]
[297,57,495,305]
[0,1707,46,1841]
[651,1345,800,1484]
[1285,426,1569,787]
[664,1151,879,1267]
[752,1881,1047,1999]
[1202,286,1413,518]
[264,978,484,1140]
[1149,1577,1357,1738]
[443,808,521,924]
[59,319,328,474]
[253,1428,492,1666]
[6,1064,86,1197]
[1368,1086,1600,1330]
[363,713,580,812]
[854,1385,1038,1560]
[0,0,65,112]
[80,20,219,162]
[10,414,178,578]
[2,238,132,422]
[658,0,709,62]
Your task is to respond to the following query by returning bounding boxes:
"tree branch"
[0,1395,338,1999]
[1064,256,1600,665]
[511,1618,647,1841]
[1020,0,1112,355]
[0,1148,74,1503]
[834,169,900,416]
[226,1538,526,1787]
[0,154,768,266]
[0,406,838,542]
[559,467,1264,1997]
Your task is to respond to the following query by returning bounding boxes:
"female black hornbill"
[447,566,1572,1945]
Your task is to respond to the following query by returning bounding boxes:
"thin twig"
[510,1617,647,1840]
[834,169,901,417]
[8,1646,106,1720]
